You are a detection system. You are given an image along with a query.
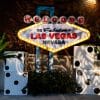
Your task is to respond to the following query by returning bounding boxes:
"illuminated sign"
[18,22,90,53]
[23,15,85,25]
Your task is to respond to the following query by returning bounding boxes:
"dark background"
[0,0,100,54]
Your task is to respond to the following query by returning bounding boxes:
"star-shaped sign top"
[18,22,90,53]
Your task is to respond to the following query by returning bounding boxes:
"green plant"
[97,33,100,40]
[0,33,16,60]
[28,70,78,95]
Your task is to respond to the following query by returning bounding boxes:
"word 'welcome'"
[24,15,85,25]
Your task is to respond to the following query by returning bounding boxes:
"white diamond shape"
[18,22,90,53]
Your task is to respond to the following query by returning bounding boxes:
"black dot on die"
[17,53,22,60]
[14,80,19,85]
[76,86,83,93]
[5,66,9,70]
[87,46,93,53]
[5,89,10,94]
[85,79,91,85]
[22,89,27,94]
[77,70,83,76]
[94,88,100,94]
[6,73,10,77]
[75,61,80,67]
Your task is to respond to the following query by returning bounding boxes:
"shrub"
[28,70,78,95]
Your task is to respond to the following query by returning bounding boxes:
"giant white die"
[74,46,96,70]
[4,71,28,95]
[76,69,100,95]
[4,51,25,72]
[74,45,100,95]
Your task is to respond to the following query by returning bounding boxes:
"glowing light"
[84,0,96,9]
[18,22,90,53]
[87,0,96,5]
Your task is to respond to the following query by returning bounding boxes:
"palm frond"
[0,33,7,53]
[0,33,6,45]
[0,42,8,53]
[0,33,16,59]
[97,33,100,39]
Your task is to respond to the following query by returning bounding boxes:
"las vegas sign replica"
[18,22,90,53]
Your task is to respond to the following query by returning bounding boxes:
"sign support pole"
[48,7,54,70]
[36,6,54,71]
[35,47,40,72]
[35,8,41,73]
[48,52,53,70]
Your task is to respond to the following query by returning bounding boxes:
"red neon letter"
[68,16,75,24]
[51,16,58,23]
[59,16,67,23]
[77,16,85,25]
[49,33,55,39]
[33,15,41,23]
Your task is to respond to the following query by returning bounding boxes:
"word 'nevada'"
[30,32,77,39]
[24,15,85,25]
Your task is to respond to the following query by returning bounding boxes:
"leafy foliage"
[0,33,16,60]
[28,70,78,95]
[0,33,8,53]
